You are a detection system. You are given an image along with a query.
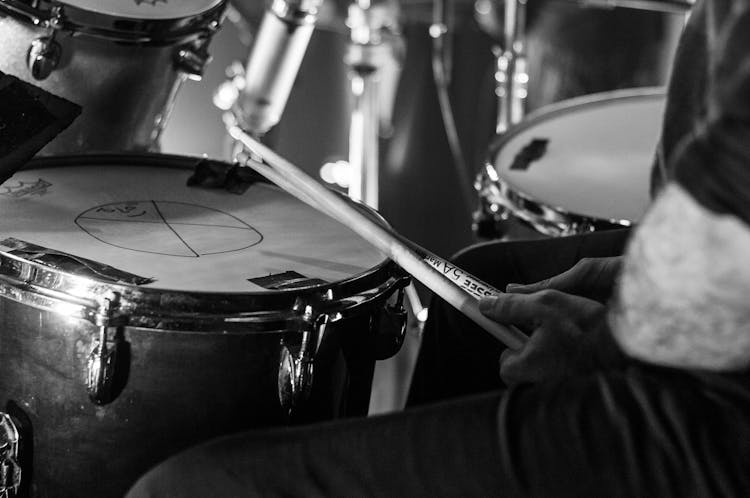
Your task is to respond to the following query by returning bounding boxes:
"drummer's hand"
[506,256,622,303]
[479,291,606,386]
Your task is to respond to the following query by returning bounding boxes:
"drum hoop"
[0,153,407,332]
[487,87,666,159]
[480,87,665,236]
[0,0,226,45]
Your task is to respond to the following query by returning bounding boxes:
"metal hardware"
[344,0,403,208]
[277,296,331,415]
[0,0,226,45]
[174,41,213,80]
[86,291,122,405]
[495,0,527,134]
[373,286,407,359]
[0,413,21,498]
[27,35,61,80]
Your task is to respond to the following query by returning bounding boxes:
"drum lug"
[27,35,61,81]
[372,286,407,360]
[277,297,330,416]
[0,413,21,497]
[174,40,213,81]
[86,291,124,405]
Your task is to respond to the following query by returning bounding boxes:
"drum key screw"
[0,413,21,497]
[278,297,331,415]
[87,291,123,405]
[27,35,61,80]
[174,40,213,81]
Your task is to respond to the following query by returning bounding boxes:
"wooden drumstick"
[227,122,528,350]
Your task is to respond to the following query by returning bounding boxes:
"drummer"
[407,0,745,402]
[126,0,750,494]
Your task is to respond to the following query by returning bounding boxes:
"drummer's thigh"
[453,228,632,289]
[407,228,631,406]
[127,392,506,498]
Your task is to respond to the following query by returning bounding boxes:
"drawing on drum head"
[75,201,263,257]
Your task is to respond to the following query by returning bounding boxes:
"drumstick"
[239,149,508,301]
[227,122,528,350]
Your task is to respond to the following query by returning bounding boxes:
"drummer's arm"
[708,0,750,126]
[668,0,750,204]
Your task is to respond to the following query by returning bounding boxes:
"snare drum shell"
[0,298,379,497]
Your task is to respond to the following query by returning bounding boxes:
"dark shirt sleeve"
[666,0,750,223]
[651,0,709,194]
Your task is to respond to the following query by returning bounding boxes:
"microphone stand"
[495,0,527,134]
[343,0,401,209]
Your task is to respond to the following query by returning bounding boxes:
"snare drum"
[0,0,226,155]
[477,88,666,236]
[0,154,407,497]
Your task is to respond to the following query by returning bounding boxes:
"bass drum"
[477,88,666,237]
[0,154,407,497]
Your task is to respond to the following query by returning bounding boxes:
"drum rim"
[480,87,665,236]
[0,0,226,45]
[487,86,665,158]
[0,153,407,332]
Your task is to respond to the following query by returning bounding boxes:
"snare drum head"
[492,88,665,224]
[61,0,223,20]
[0,156,385,293]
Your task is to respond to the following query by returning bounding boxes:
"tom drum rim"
[478,87,666,237]
[0,153,407,333]
[0,0,226,45]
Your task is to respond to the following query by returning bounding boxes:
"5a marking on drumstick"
[227,121,527,350]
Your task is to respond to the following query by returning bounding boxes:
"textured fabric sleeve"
[671,0,750,223]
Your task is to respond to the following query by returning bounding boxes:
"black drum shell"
[0,297,383,498]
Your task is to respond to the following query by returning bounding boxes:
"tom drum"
[477,88,666,236]
[0,154,407,497]
[0,0,226,154]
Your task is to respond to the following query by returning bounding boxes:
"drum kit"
[0,0,691,496]
[0,0,409,496]
[474,0,691,236]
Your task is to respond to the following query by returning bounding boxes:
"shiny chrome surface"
[476,90,661,237]
[0,249,408,333]
[26,35,61,80]
[277,299,329,414]
[475,163,604,237]
[0,413,21,498]
[0,1,225,154]
[0,0,225,45]
[86,292,122,405]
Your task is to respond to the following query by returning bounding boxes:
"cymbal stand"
[345,2,426,321]
[472,0,528,237]
[495,0,528,134]
[344,0,400,209]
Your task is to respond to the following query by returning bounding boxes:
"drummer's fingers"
[506,266,582,295]
[506,257,616,295]
[498,348,519,384]
[479,291,560,328]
